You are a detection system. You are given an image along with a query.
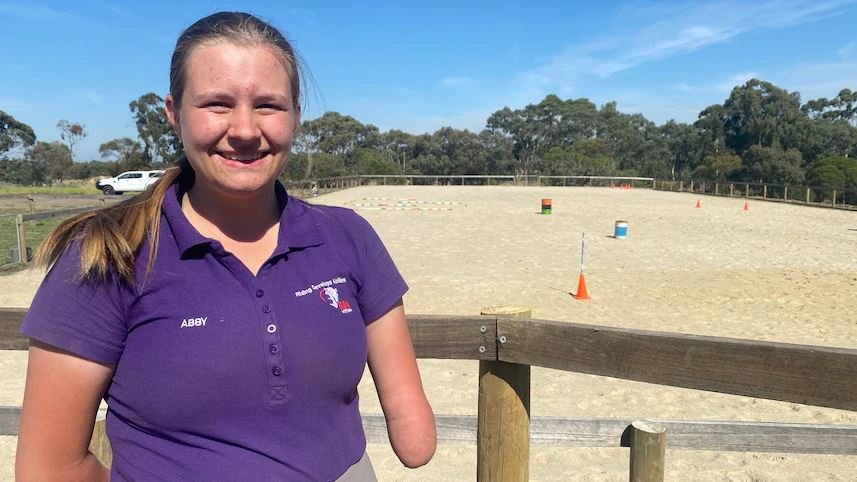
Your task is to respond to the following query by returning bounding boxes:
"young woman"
[16,12,435,481]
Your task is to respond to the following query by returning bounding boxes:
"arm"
[366,302,436,468]
[16,340,114,481]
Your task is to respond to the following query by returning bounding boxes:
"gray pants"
[335,452,377,482]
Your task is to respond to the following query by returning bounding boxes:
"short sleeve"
[349,214,408,323]
[20,243,130,364]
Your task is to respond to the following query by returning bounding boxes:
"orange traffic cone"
[572,273,591,300]
[743,200,749,211]
[695,199,701,208]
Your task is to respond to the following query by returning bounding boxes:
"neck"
[182,184,281,243]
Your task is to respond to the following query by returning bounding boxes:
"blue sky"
[1,0,856,161]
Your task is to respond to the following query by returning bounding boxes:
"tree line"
[1,78,855,190]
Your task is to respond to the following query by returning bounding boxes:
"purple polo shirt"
[22,179,408,481]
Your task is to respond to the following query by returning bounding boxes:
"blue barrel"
[614,221,628,239]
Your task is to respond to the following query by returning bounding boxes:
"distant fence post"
[478,306,531,482]
[629,421,666,482]
[15,214,27,266]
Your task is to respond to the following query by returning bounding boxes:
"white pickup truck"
[95,170,164,195]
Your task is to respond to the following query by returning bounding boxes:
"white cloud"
[670,83,695,92]
[837,40,857,59]
[0,2,91,24]
[518,0,856,89]
[715,72,758,93]
[104,4,132,19]
[781,60,857,100]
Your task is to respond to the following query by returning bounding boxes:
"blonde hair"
[36,167,183,282]
[36,12,304,283]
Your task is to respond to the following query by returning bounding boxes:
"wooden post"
[15,214,27,265]
[478,306,531,482]
[784,186,789,202]
[833,190,837,207]
[629,421,666,482]
[679,180,683,192]
[763,185,767,199]
[729,184,734,196]
[88,418,113,468]
[715,183,719,195]
[26,196,35,214]
[806,188,810,204]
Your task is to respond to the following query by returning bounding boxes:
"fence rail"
[2,308,855,481]
[653,179,857,210]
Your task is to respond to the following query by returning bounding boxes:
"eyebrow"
[191,91,292,104]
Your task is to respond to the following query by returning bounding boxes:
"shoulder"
[288,197,376,238]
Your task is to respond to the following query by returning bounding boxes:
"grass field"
[0,182,103,195]
[0,215,68,267]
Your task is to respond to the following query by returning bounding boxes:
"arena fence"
[2,308,855,482]
[284,174,857,211]
[1,176,854,270]
[653,179,857,211]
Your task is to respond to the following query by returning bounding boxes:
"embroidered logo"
[319,287,353,314]
[294,277,353,314]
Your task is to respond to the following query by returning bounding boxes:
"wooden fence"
[653,179,857,211]
[2,308,856,481]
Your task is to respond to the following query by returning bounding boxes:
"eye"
[204,102,230,112]
[257,103,286,112]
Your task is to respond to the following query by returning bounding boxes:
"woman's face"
[165,42,299,200]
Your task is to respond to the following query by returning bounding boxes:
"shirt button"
[269,344,279,354]
[262,304,271,313]
[266,324,277,334]
[256,289,265,298]
[272,367,282,376]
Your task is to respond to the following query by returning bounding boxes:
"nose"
[227,106,261,142]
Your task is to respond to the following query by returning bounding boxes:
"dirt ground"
[2,185,857,481]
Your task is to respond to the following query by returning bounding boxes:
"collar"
[161,178,325,258]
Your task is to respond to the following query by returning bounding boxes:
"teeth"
[222,153,264,161]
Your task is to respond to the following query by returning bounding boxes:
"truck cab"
[96,170,164,195]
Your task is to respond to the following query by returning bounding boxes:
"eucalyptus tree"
[0,110,36,157]
[129,93,181,165]
[99,137,146,171]
[56,119,86,165]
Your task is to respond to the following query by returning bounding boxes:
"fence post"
[679,180,683,192]
[763,185,767,199]
[715,183,719,195]
[15,214,27,265]
[784,186,789,202]
[806,188,810,204]
[729,184,734,196]
[629,421,666,482]
[478,306,531,482]
[832,190,837,207]
[26,196,35,214]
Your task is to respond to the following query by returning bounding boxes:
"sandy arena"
[2,185,856,480]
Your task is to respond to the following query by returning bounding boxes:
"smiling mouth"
[219,152,268,163]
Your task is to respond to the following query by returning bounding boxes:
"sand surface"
[2,185,857,480]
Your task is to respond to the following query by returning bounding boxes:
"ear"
[165,94,181,136]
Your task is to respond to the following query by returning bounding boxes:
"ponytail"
[35,163,187,284]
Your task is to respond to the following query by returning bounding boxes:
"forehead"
[183,41,293,92]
